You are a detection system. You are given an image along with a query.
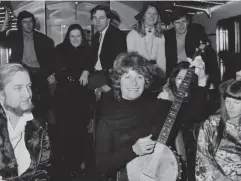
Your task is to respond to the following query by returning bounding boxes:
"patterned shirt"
[196,115,241,181]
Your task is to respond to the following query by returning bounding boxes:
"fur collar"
[0,105,45,179]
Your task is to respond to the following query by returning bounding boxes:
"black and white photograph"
[0,1,240,181]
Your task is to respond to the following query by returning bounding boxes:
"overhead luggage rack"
[0,2,17,32]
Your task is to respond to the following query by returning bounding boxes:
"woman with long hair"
[158,61,191,101]
[158,60,209,181]
[196,80,241,181]
[52,24,92,179]
[126,2,166,79]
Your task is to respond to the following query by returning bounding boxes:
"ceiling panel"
[0,1,234,31]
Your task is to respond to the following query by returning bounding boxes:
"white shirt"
[7,112,33,176]
[126,29,166,76]
[95,25,110,71]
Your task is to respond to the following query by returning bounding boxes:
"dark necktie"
[96,32,102,47]
[99,32,102,43]
[95,32,103,70]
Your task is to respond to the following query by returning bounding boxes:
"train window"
[217,16,241,53]
[46,1,94,46]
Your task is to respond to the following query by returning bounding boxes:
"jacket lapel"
[0,105,45,180]
[21,119,44,180]
[25,119,42,161]
[33,31,41,65]
[0,106,18,178]
[99,25,111,60]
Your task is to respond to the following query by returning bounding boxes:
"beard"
[3,101,34,117]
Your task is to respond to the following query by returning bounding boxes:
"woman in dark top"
[158,60,209,181]
[52,24,92,179]
[159,60,208,123]
[95,52,208,181]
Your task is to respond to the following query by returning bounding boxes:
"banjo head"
[127,143,181,181]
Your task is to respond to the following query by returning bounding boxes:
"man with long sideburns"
[0,63,51,181]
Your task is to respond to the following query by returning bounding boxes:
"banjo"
[125,42,208,181]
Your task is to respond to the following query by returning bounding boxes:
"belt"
[60,76,79,83]
[149,60,156,65]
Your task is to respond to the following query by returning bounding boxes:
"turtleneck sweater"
[96,92,156,174]
[100,93,152,131]
[96,86,207,175]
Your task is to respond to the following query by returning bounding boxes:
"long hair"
[0,63,29,91]
[169,61,198,91]
[63,24,88,48]
[213,80,241,152]
[109,52,152,100]
[167,61,198,102]
[17,11,36,30]
[168,62,190,94]
[133,4,163,38]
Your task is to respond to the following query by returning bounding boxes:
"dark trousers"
[182,128,197,181]
[52,82,93,173]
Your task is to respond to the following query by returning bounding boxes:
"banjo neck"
[157,43,207,145]
[157,67,195,144]
[123,42,209,181]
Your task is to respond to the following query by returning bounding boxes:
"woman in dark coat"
[52,24,92,179]
[95,52,208,181]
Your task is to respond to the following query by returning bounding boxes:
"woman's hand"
[100,84,111,92]
[157,90,171,100]
[87,118,94,133]
[79,70,89,86]
[47,74,55,84]
[132,134,156,156]
[188,56,207,87]
[157,84,174,101]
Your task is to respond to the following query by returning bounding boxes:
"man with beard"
[0,63,51,181]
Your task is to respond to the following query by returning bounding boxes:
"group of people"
[0,1,238,181]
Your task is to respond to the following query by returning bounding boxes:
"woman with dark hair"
[95,52,207,181]
[158,61,191,101]
[196,80,241,181]
[126,2,166,79]
[219,52,241,97]
[158,59,209,181]
[52,24,92,179]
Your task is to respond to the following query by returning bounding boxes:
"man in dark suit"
[164,8,220,88]
[90,5,127,92]
[0,11,55,120]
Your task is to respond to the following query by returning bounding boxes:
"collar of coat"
[0,105,46,178]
